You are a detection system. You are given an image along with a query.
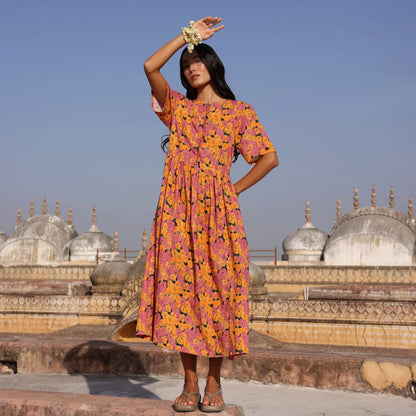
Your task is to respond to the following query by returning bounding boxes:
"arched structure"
[0,215,77,265]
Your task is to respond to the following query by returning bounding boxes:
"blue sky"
[1,0,415,254]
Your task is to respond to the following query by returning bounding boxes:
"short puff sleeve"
[151,82,182,130]
[236,103,275,164]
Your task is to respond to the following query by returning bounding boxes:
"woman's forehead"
[181,50,198,64]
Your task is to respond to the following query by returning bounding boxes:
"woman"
[136,17,279,412]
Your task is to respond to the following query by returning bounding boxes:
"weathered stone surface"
[379,361,413,389]
[308,284,416,301]
[249,262,267,298]
[1,333,415,397]
[0,215,77,265]
[282,222,328,262]
[0,265,95,281]
[361,360,413,392]
[69,226,113,263]
[90,261,132,295]
[0,231,7,249]
[361,360,390,390]
[263,265,416,294]
[0,280,89,295]
[325,207,416,266]
[0,389,243,416]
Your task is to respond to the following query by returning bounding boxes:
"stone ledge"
[0,389,243,416]
[0,334,415,398]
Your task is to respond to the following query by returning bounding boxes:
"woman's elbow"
[144,59,157,75]
[268,152,279,169]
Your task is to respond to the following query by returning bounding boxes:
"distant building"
[282,186,415,266]
[0,198,114,265]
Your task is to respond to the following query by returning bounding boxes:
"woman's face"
[182,50,211,90]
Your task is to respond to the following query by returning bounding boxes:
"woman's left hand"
[193,17,225,40]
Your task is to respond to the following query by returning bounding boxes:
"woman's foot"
[174,382,200,407]
[173,352,200,412]
[201,376,225,412]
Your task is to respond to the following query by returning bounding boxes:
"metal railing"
[96,249,140,264]
[249,248,278,265]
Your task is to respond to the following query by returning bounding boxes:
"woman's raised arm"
[143,17,225,105]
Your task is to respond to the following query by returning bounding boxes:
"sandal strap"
[180,390,200,400]
[203,386,223,400]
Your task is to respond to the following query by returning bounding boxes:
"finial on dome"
[17,208,22,226]
[353,187,359,211]
[43,197,47,215]
[113,230,119,252]
[305,200,311,224]
[55,198,60,217]
[30,200,34,217]
[371,185,377,207]
[68,207,73,225]
[142,228,148,251]
[336,197,342,221]
[389,186,395,209]
[92,205,97,226]
[88,205,100,232]
[409,195,414,219]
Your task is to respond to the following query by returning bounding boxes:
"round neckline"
[191,98,233,106]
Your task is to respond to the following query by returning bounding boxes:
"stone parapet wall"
[0,265,95,282]
[0,294,122,314]
[250,298,416,325]
[262,265,416,293]
[250,297,416,349]
[0,294,123,333]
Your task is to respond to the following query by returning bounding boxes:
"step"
[0,389,243,416]
[0,332,415,398]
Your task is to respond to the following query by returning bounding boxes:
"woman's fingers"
[194,17,224,40]
[211,24,225,33]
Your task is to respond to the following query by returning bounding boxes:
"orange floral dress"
[136,83,275,358]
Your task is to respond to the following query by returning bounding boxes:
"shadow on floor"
[63,340,160,399]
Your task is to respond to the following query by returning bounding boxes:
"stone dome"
[324,206,416,266]
[0,215,77,265]
[282,202,328,262]
[90,260,132,294]
[249,262,267,298]
[0,230,7,249]
[69,224,113,263]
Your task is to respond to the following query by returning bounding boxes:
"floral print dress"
[136,83,275,358]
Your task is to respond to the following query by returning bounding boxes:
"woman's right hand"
[193,17,225,40]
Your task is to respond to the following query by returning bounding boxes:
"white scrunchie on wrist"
[182,20,202,53]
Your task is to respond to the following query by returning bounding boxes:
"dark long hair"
[162,44,239,161]
[180,43,235,100]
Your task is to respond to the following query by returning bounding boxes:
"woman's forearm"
[144,34,185,105]
[144,34,185,74]
[233,151,279,196]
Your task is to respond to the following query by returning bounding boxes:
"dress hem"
[136,331,247,360]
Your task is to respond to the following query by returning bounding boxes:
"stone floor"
[0,326,415,415]
[0,373,415,416]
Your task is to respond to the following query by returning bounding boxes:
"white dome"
[324,206,416,265]
[282,222,328,262]
[69,224,113,262]
[0,230,8,249]
[0,215,77,265]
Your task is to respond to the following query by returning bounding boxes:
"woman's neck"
[195,84,224,104]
